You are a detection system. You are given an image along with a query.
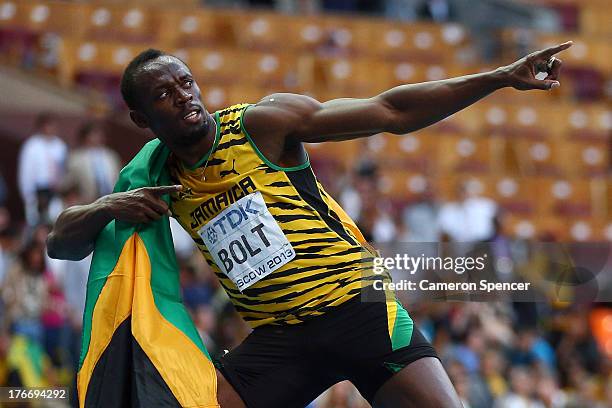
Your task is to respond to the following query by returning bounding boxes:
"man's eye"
[184,80,193,88]
[158,91,168,99]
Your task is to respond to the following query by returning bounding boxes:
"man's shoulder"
[21,134,42,148]
[216,103,251,118]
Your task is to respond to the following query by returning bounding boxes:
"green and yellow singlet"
[169,103,381,328]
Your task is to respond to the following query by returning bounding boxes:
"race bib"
[198,191,295,291]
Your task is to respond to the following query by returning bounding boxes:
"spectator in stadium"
[1,240,48,344]
[0,172,7,206]
[40,268,69,370]
[494,366,545,408]
[384,0,419,21]
[534,370,568,408]
[17,113,67,226]
[0,206,14,285]
[417,0,453,22]
[400,180,440,242]
[438,180,498,243]
[64,121,121,204]
[509,328,556,370]
[480,349,508,400]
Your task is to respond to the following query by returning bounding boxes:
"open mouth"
[183,107,202,123]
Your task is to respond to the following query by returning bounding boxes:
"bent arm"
[46,201,112,261]
[47,185,181,261]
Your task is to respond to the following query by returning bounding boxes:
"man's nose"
[175,88,193,105]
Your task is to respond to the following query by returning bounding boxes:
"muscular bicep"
[295,97,394,142]
[245,93,395,144]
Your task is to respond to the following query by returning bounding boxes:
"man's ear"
[129,110,149,129]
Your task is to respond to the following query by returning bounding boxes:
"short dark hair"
[77,121,98,144]
[120,48,166,110]
[34,112,55,131]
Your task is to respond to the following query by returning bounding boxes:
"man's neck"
[170,112,217,168]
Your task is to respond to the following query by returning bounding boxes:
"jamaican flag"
[77,139,218,408]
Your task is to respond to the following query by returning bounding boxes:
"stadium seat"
[361,132,438,172]
[513,139,565,177]
[58,40,150,85]
[79,4,158,43]
[243,51,304,91]
[561,141,609,177]
[177,47,248,86]
[0,0,83,36]
[435,135,495,174]
[580,6,612,36]
[158,8,235,48]
[310,56,378,97]
[378,169,433,201]
[305,139,361,170]
[233,11,290,52]
[486,104,556,139]
[282,16,328,53]
[489,175,538,214]
[533,177,595,218]
[567,218,605,242]
[370,21,468,64]
[503,214,569,241]
[563,104,612,141]
[433,173,492,203]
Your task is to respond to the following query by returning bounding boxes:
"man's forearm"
[378,69,507,134]
[47,200,113,261]
[46,186,180,260]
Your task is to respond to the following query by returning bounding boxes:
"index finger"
[146,185,183,196]
[537,41,573,58]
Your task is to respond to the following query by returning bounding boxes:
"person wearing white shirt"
[17,113,67,225]
[64,122,122,204]
[438,181,498,242]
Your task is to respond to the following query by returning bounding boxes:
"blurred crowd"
[0,112,609,407]
[210,0,456,22]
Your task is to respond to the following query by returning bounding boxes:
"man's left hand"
[498,41,573,91]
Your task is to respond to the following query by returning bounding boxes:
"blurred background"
[0,0,610,407]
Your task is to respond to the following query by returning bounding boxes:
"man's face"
[132,56,211,147]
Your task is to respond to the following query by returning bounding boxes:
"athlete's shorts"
[215,292,438,408]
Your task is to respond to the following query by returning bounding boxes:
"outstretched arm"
[245,41,571,145]
[47,185,181,261]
